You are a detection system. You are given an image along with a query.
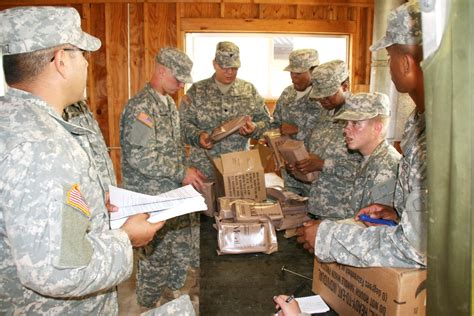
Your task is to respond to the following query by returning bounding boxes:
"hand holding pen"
[274,282,306,315]
[356,203,399,227]
[273,294,301,316]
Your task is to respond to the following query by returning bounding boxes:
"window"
[185,33,349,99]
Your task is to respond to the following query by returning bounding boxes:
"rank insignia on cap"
[67,184,91,219]
[137,112,153,128]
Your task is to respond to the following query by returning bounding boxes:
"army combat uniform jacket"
[348,140,401,214]
[180,75,271,178]
[306,105,362,219]
[63,101,117,197]
[121,83,187,195]
[271,85,323,196]
[315,111,427,268]
[0,89,132,314]
[120,83,198,307]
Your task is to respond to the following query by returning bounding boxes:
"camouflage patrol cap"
[370,1,422,51]
[309,60,350,99]
[215,41,241,68]
[334,92,390,121]
[0,6,101,55]
[284,49,320,73]
[156,47,193,83]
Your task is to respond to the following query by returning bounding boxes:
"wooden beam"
[181,17,356,34]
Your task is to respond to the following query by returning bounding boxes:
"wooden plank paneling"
[259,4,296,19]
[105,3,128,184]
[296,5,328,20]
[181,3,221,18]
[0,0,373,5]
[130,3,146,97]
[222,3,259,19]
[89,4,109,144]
[145,3,177,75]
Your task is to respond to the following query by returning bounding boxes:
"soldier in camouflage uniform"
[271,49,323,196]
[299,1,428,268]
[335,92,401,215]
[0,6,163,314]
[289,60,362,219]
[63,101,117,197]
[120,47,206,309]
[179,41,271,178]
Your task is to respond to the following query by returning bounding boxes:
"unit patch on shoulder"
[66,184,91,219]
[137,111,153,128]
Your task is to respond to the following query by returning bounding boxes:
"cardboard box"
[278,139,319,183]
[199,181,216,217]
[213,149,266,202]
[256,143,278,173]
[264,131,290,169]
[312,260,426,316]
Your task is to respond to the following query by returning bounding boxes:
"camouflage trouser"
[136,213,200,308]
[281,168,311,197]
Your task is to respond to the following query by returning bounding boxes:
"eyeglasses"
[50,48,89,62]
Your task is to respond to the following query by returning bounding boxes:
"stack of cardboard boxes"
[202,148,309,255]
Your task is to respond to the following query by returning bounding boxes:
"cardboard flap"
[221,149,263,174]
[213,158,224,174]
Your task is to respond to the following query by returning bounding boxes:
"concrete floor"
[200,215,319,316]
[118,214,336,315]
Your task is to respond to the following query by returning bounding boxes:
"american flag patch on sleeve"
[137,111,153,128]
[67,184,91,219]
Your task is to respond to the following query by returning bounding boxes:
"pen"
[275,295,295,313]
[359,214,398,227]
[275,282,305,313]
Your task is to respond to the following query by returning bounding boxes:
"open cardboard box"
[212,149,266,202]
[312,259,426,316]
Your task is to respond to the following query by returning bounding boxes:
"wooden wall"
[1,0,374,184]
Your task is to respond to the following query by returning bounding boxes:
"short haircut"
[3,44,68,85]
[393,43,424,63]
[373,114,390,137]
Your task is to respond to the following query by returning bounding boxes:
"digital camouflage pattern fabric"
[271,84,323,196]
[157,47,193,84]
[315,111,427,268]
[370,1,422,51]
[140,294,195,316]
[180,76,271,178]
[334,92,390,121]
[306,104,362,219]
[0,6,100,55]
[283,48,319,73]
[309,60,350,100]
[120,83,199,308]
[63,101,117,197]
[0,88,133,314]
[214,41,241,68]
[348,140,401,214]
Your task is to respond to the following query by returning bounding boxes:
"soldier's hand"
[183,167,207,190]
[355,204,398,226]
[239,116,256,136]
[273,294,302,316]
[296,220,320,253]
[295,154,323,174]
[280,122,298,136]
[105,192,118,213]
[199,132,213,149]
[122,214,165,248]
[285,161,296,174]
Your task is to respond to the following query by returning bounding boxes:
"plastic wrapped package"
[216,217,278,255]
